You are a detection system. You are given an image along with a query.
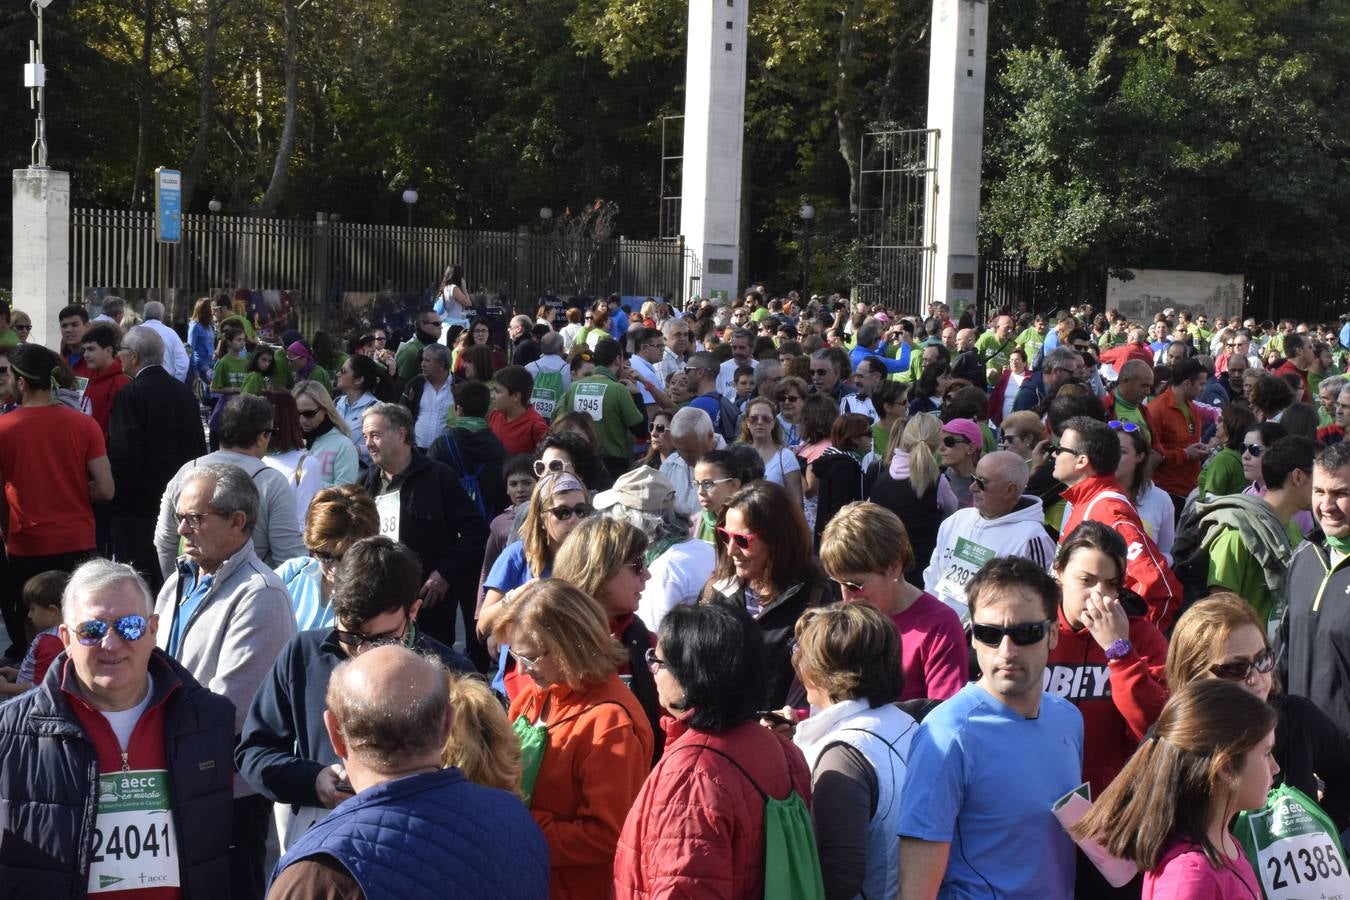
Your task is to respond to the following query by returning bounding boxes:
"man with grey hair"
[156,463,295,899]
[661,406,725,522]
[507,313,540,366]
[524,330,571,419]
[267,645,547,898]
[110,325,206,591]
[657,316,693,386]
[154,394,305,576]
[92,295,125,326]
[0,558,235,896]
[923,450,1056,622]
[140,299,191,381]
[716,327,757,400]
[1013,345,1084,412]
[398,342,454,450]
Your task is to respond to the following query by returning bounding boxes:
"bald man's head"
[973,450,1030,519]
[1116,359,1155,405]
[325,645,451,771]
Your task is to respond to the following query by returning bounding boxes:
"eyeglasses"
[644,647,669,673]
[695,477,737,494]
[509,648,548,671]
[333,616,411,649]
[809,368,831,377]
[971,474,991,491]
[624,558,648,575]
[941,435,970,448]
[971,619,1055,647]
[747,415,774,425]
[1107,420,1140,433]
[1209,649,1276,682]
[547,503,593,521]
[533,458,573,477]
[1047,444,1082,457]
[831,575,868,593]
[73,615,148,646]
[998,433,1025,444]
[298,407,323,419]
[175,510,223,531]
[651,423,668,434]
[1243,444,1264,457]
[715,527,758,550]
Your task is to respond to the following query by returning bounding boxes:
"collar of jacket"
[592,365,620,383]
[178,538,260,594]
[31,649,189,737]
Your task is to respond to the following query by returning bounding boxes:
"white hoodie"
[923,495,1056,623]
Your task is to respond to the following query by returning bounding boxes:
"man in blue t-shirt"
[899,556,1084,900]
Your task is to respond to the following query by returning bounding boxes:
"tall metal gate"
[70,209,686,332]
[855,128,938,316]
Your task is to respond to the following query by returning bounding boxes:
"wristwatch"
[1104,639,1133,661]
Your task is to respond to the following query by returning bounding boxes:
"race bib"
[375,490,401,537]
[531,387,558,419]
[934,537,995,624]
[1238,784,1350,900]
[573,383,606,420]
[88,769,180,894]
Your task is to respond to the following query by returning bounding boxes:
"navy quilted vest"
[270,768,549,900]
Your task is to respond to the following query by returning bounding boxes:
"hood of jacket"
[980,494,1047,530]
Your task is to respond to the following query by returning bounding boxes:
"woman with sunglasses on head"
[737,396,804,507]
[1072,679,1277,898]
[820,501,965,701]
[1168,593,1350,831]
[702,481,832,709]
[790,603,918,900]
[477,473,591,669]
[536,429,606,491]
[613,601,812,900]
[292,380,358,488]
[497,579,654,900]
[273,485,379,630]
[1115,420,1177,557]
[553,517,666,757]
[1046,522,1169,799]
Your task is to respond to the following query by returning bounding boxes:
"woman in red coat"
[613,601,812,900]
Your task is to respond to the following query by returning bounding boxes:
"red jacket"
[1144,386,1202,497]
[1273,359,1311,401]
[1099,342,1155,370]
[1060,474,1183,632]
[1045,599,1169,796]
[84,358,131,435]
[613,716,812,900]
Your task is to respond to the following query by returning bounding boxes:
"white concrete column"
[12,168,70,349]
[922,0,989,320]
[679,0,748,302]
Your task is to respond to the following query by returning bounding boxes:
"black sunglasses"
[941,435,970,448]
[333,617,410,648]
[1209,649,1275,682]
[1243,444,1264,457]
[298,408,323,419]
[547,503,593,522]
[971,619,1054,647]
[74,615,148,646]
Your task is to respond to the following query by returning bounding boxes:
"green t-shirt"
[241,371,286,395]
[0,329,18,350]
[1196,447,1248,498]
[1110,392,1152,445]
[975,332,1016,381]
[212,354,250,390]
[556,366,644,459]
[1207,519,1304,630]
[1015,327,1047,363]
[395,337,426,381]
[872,422,892,462]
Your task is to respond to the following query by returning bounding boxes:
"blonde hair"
[899,412,942,495]
[494,579,627,689]
[999,410,1042,441]
[293,380,350,436]
[441,673,523,796]
[819,501,914,577]
[520,473,589,575]
[551,516,648,605]
[1166,592,1280,694]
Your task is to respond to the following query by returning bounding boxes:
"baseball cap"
[941,418,984,447]
[593,467,676,514]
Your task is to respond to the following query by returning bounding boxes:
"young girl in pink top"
[1074,679,1277,899]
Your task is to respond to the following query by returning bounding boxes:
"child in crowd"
[0,570,68,695]
[489,365,549,456]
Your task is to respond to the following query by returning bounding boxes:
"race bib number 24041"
[88,769,180,894]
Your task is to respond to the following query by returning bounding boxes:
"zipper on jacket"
[121,751,129,772]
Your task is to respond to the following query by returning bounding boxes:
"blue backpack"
[437,433,490,519]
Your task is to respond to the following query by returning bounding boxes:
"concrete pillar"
[11,168,70,349]
[679,0,748,303]
[922,0,988,320]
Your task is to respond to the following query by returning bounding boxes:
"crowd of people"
[1,284,1350,898]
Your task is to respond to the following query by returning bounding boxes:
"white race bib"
[1257,831,1350,899]
[934,537,995,624]
[375,490,401,537]
[573,383,606,421]
[88,769,180,893]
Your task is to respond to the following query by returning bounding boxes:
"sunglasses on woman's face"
[715,527,758,550]
[941,435,970,448]
[547,503,592,522]
[1243,444,1264,458]
[1208,648,1275,682]
[970,619,1053,647]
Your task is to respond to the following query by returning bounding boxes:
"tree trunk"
[834,0,867,216]
[128,0,156,208]
[256,0,299,215]
[182,0,224,207]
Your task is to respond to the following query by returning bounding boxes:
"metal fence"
[70,209,686,332]
[854,127,939,316]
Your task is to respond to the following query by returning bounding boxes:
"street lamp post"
[402,188,418,227]
[539,207,553,231]
[799,203,815,296]
[26,0,54,168]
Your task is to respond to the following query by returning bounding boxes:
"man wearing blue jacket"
[236,536,473,852]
